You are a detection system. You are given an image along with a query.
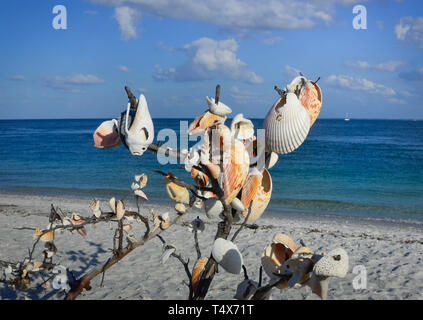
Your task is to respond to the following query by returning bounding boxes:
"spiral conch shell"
[262,92,310,154]
[240,168,272,222]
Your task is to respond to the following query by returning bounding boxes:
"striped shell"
[262,93,310,154]
[192,257,209,293]
[300,80,322,127]
[220,139,250,203]
[240,168,272,222]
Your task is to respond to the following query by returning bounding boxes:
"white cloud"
[284,65,302,76]
[154,38,263,84]
[117,65,130,72]
[395,16,423,48]
[263,36,283,45]
[388,97,406,105]
[345,60,405,72]
[114,6,140,40]
[45,73,104,93]
[327,74,396,96]
[92,0,366,32]
[8,75,26,81]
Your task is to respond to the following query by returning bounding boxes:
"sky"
[0,0,422,120]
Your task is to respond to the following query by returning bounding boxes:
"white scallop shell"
[262,93,310,154]
[211,238,243,274]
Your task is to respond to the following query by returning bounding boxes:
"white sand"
[0,190,422,300]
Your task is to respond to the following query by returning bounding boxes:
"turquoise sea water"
[0,118,422,221]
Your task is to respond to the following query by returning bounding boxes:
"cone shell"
[192,257,208,293]
[240,168,272,222]
[93,119,121,148]
[212,238,243,274]
[300,80,322,127]
[262,93,310,154]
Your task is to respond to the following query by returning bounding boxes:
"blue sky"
[0,0,422,119]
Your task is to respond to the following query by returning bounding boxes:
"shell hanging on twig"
[231,114,254,141]
[212,238,243,274]
[93,119,121,149]
[262,92,310,154]
[192,257,208,293]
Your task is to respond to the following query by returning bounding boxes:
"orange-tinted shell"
[221,139,250,203]
[272,234,297,256]
[192,257,209,293]
[240,168,272,222]
[191,167,209,187]
[300,80,322,127]
[164,174,190,204]
[35,227,54,242]
[188,111,223,135]
[93,120,121,148]
[261,242,294,289]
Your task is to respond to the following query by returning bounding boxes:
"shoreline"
[1,187,422,229]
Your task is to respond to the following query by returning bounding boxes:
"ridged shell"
[212,238,243,274]
[240,168,272,222]
[300,80,322,127]
[221,139,250,203]
[191,257,208,293]
[262,93,310,154]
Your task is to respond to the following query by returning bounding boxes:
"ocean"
[0,118,422,221]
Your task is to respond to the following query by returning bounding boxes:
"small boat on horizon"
[344,113,350,121]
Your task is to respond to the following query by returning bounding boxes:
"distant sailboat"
[344,113,350,121]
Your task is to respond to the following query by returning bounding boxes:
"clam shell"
[187,111,224,135]
[93,119,121,148]
[221,139,250,203]
[262,93,310,154]
[109,197,116,213]
[175,203,186,214]
[212,238,243,274]
[300,80,322,127]
[272,234,297,255]
[240,168,272,222]
[192,257,208,293]
[116,200,125,220]
[134,189,148,200]
[164,174,190,204]
[265,152,278,169]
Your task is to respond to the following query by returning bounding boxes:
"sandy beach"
[0,189,422,300]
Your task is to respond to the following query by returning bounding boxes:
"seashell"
[109,197,116,213]
[89,199,100,211]
[187,111,224,135]
[240,168,272,222]
[184,148,200,172]
[42,250,55,259]
[231,114,254,140]
[175,203,186,215]
[285,75,307,95]
[77,226,87,237]
[234,279,259,300]
[313,248,349,278]
[220,138,250,204]
[191,257,208,293]
[160,219,170,230]
[299,79,322,127]
[131,182,140,191]
[164,173,190,204]
[272,234,297,255]
[262,93,310,154]
[120,94,154,156]
[204,196,223,219]
[206,96,232,116]
[34,227,54,242]
[134,189,148,200]
[265,152,278,170]
[211,238,243,274]
[188,217,205,233]
[191,167,208,187]
[127,234,137,244]
[277,246,314,288]
[116,200,125,220]
[194,197,204,209]
[160,244,176,264]
[93,119,121,148]
[134,173,148,188]
[5,265,13,275]
[206,163,220,179]
[230,198,246,212]
[123,224,132,232]
[71,213,85,225]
